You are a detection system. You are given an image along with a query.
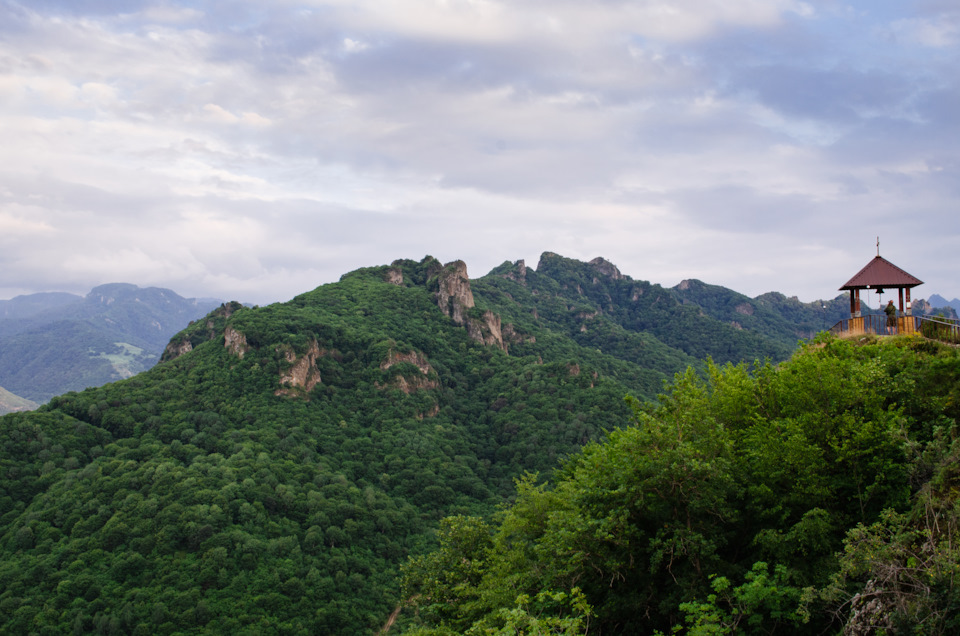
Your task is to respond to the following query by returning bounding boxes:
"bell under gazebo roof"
[839,255,923,291]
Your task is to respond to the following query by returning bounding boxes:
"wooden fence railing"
[829,315,960,343]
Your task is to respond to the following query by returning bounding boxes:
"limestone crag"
[161,301,245,363]
[276,340,325,396]
[501,259,527,285]
[466,310,507,353]
[384,267,404,286]
[434,260,475,325]
[380,349,433,375]
[589,257,623,280]
[224,326,250,358]
[377,348,439,394]
[164,339,193,360]
[433,260,508,351]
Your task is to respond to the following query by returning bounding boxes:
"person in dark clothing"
[885,299,897,333]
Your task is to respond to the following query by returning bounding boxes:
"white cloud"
[888,17,960,48]
[0,0,957,305]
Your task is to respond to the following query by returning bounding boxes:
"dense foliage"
[400,335,960,634]
[0,257,640,634]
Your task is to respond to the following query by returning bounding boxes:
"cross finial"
[877,236,880,256]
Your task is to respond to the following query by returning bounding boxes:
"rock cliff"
[276,340,325,396]
[433,260,508,352]
[434,260,475,325]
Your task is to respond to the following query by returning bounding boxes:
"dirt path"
[376,605,402,635]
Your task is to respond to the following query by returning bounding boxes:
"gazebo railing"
[828,314,960,343]
[829,314,920,337]
[918,316,960,344]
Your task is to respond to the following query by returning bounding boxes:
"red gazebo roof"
[840,256,923,291]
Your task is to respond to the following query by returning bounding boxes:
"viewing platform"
[830,314,960,344]
[828,247,951,339]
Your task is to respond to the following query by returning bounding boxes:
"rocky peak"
[435,260,475,325]
[500,259,527,284]
[588,257,623,280]
[536,252,561,271]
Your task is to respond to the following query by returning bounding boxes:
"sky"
[1,0,958,306]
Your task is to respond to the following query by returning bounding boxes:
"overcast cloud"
[1,0,958,306]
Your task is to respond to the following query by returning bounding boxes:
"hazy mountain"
[0,291,82,326]
[0,284,223,404]
[922,293,960,318]
[0,385,37,415]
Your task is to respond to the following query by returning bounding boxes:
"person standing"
[885,299,897,334]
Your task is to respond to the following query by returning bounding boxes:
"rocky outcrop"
[380,349,433,375]
[161,301,245,363]
[224,326,250,358]
[434,260,508,352]
[435,260,475,325]
[734,303,755,316]
[163,339,193,360]
[501,259,527,285]
[385,267,404,285]
[466,310,507,352]
[377,348,439,394]
[589,257,623,280]
[276,340,325,396]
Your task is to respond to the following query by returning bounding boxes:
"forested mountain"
[672,279,850,343]
[0,284,222,404]
[3,253,928,634]
[0,255,639,633]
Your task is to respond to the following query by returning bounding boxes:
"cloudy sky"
[1,0,958,306]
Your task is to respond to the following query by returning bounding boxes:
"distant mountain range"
[919,294,960,318]
[0,284,222,405]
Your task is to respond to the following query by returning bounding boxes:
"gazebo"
[840,254,923,318]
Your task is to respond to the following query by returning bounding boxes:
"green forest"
[401,334,960,634]
[1,254,955,634]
